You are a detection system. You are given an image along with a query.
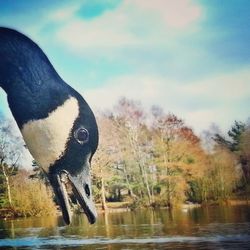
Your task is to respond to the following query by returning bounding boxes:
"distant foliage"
[11,170,57,217]
[214,120,250,184]
[0,119,23,209]
[0,98,249,217]
[92,97,247,208]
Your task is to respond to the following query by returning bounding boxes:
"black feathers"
[0,27,99,224]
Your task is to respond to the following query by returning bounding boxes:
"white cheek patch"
[21,96,79,172]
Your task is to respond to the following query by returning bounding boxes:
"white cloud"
[181,68,250,101]
[83,75,179,111]
[56,18,141,50]
[82,75,174,121]
[49,4,79,22]
[178,68,250,132]
[55,0,202,53]
[185,109,218,132]
[84,67,250,134]
[131,0,201,28]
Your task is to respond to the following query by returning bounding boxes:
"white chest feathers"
[21,96,79,172]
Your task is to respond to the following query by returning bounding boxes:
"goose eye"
[74,127,89,144]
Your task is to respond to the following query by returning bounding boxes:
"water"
[0,205,250,249]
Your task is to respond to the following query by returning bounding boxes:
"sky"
[0,0,249,136]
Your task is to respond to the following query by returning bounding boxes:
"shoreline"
[1,200,250,219]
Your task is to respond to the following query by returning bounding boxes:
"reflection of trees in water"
[0,220,10,239]
[0,215,59,240]
[0,207,250,249]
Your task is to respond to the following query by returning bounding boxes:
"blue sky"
[0,0,249,135]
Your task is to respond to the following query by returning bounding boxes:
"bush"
[10,170,57,217]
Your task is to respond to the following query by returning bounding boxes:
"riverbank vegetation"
[0,97,249,217]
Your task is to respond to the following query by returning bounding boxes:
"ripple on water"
[0,235,250,249]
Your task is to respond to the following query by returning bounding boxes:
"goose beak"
[68,169,97,224]
[49,167,97,225]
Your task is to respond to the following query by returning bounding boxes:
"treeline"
[92,98,250,209]
[0,97,249,217]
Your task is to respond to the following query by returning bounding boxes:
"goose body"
[0,27,98,224]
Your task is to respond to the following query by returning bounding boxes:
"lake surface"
[0,205,250,249]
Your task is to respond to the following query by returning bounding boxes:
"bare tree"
[0,119,24,207]
[114,98,153,205]
[92,113,120,210]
